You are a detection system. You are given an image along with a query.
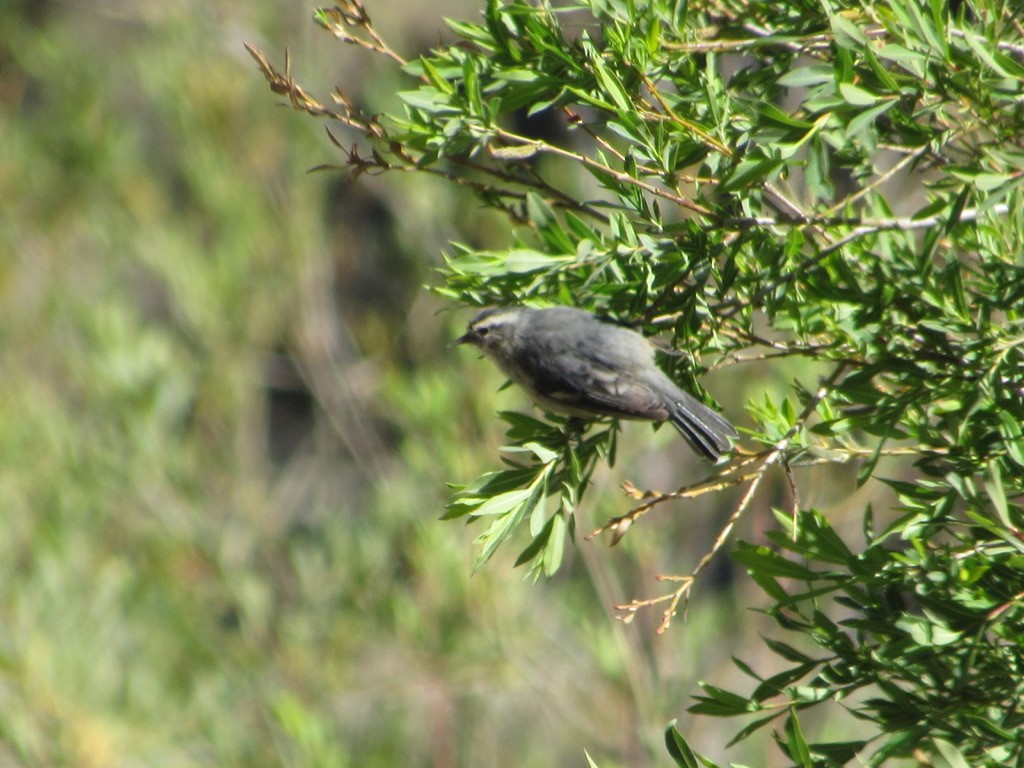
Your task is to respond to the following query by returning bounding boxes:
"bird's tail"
[667,392,737,462]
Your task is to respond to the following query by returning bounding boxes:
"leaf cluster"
[445,410,617,576]
[251,0,1024,763]
[690,499,1024,766]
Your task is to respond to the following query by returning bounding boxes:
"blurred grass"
[0,1,882,766]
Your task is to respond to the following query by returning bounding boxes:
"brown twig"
[613,363,846,633]
[639,73,732,157]
[783,456,799,540]
[821,147,926,218]
[614,455,777,633]
[315,1,408,67]
[490,126,716,218]
[587,469,761,545]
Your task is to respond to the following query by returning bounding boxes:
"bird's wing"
[514,344,672,421]
[515,341,736,460]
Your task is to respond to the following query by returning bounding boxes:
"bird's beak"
[452,330,477,347]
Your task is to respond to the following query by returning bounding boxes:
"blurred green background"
[0,1,877,766]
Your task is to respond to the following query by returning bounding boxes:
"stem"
[614,363,846,632]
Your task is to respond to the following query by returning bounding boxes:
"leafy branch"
[251,0,1024,763]
[608,363,847,633]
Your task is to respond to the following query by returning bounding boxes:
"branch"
[821,147,927,217]
[490,127,716,218]
[315,1,408,67]
[586,464,763,545]
[612,364,847,633]
[716,201,1012,319]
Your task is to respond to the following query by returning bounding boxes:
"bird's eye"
[477,326,489,337]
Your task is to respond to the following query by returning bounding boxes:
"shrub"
[251,0,1024,764]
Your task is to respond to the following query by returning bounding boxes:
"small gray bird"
[455,306,737,461]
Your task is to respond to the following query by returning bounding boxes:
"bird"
[455,305,737,461]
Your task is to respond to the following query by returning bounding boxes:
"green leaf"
[542,512,566,576]
[519,441,560,464]
[689,683,761,716]
[872,729,923,764]
[469,488,534,517]
[971,173,1013,192]
[811,740,868,764]
[758,103,813,129]
[930,738,970,768]
[845,99,897,137]
[895,615,963,646]
[752,661,818,702]
[984,463,1011,528]
[856,437,886,488]
[725,711,784,747]
[838,83,880,106]
[732,543,818,580]
[775,509,854,565]
[998,410,1024,466]
[456,249,574,275]
[763,638,813,664]
[499,410,555,438]
[588,52,632,112]
[473,470,549,570]
[721,156,784,192]
[784,711,813,768]
[778,66,835,87]
[664,723,702,768]
[525,191,556,228]
[420,56,455,95]
[958,27,1024,79]
[397,89,456,112]
[828,12,869,50]
[515,513,553,567]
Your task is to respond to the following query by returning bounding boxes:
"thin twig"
[615,454,777,633]
[316,1,408,67]
[614,364,846,633]
[587,470,762,544]
[822,147,927,218]
[490,127,716,218]
[783,457,799,540]
[640,73,732,157]
[716,201,1011,319]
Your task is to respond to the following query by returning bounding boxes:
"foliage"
[251,0,1024,764]
[3,3,669,767]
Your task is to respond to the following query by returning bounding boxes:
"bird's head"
[454,306,524,356]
